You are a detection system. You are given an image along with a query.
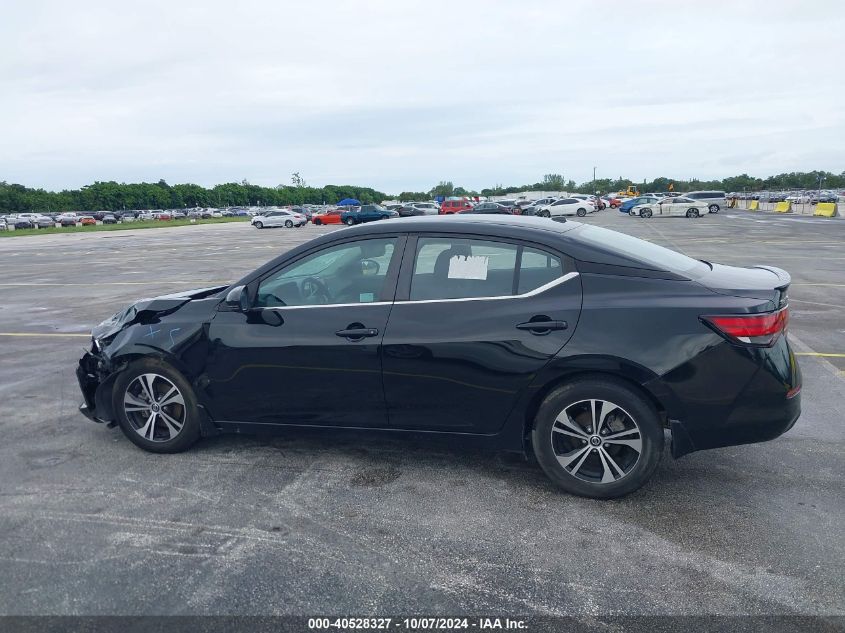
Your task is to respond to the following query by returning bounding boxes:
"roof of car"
[342,214,580,237]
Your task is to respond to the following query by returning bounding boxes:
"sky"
[1,0,843,194]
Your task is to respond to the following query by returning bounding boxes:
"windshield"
[572,225,709,277]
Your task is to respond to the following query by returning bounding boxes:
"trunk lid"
[695,263,790,307]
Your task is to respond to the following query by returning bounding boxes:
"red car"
[312,210,344,226]
[439,199,475,214]
[80,216,96,226]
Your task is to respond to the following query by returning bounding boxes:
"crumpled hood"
[92,286,227,340]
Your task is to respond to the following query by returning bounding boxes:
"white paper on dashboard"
[448,255,488,280]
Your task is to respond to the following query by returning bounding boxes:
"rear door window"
[410,238,519,300]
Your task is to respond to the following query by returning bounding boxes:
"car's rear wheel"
[254,221,263,229]
[284,220,293,228]
[113,359,201,453]
[531,377,664,499]
[641,208,653,218]
[708,204,719,213]
[538,209,550,218]
[345,218,356,226]
[686,208,700,218]
[314,219,322,226]
[576,208,587,217]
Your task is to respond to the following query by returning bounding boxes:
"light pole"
[592,166,597,195]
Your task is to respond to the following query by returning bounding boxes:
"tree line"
[0,179,388,214]
[1,170,842,213]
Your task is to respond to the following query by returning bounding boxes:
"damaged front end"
[77,341,124,425]
[76,285,227,425]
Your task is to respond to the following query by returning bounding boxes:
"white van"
[685,191,726,213]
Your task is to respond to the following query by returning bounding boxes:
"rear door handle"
[516,320,568,333]
[335,327,379,339]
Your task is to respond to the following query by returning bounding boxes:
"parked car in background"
[537,198,593,218]
[439,199,475,214]
[398,202,440,217]
[341,204,399,226]
[11,218,34,229]
[102,214,118,224]
[785,193,810,205]
[252,210,307,229]
[80,216,97,226]
[631,196,706,218]
[461,202,518,215]
[289,206,312,220]
[312,209,344,226]
[683,191,726,213]
[58,213,79,226]
[619,196,661,214]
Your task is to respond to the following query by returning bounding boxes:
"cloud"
[1,0,842,193]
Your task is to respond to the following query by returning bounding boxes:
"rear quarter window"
[571,225,709,278]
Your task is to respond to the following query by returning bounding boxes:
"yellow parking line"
[794,352,845,358]
[0,332,90,337]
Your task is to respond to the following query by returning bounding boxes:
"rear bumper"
[665,337,802,458]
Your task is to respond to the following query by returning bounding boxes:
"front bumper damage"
[76,348,119,425]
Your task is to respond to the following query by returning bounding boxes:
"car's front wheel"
[112,359,201,454]
[576,208,587,217]
[254,221,263,229]
[538,209,550,218]
[531,377,664,499]
[640,208,653,218]
[686,208,700,218]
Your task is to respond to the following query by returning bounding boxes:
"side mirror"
[224,285,249,311]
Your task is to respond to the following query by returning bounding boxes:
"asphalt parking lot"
[0,211,843,617]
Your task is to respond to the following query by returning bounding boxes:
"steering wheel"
[300,277,331,304]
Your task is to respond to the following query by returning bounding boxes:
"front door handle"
[335,326,379,339]
[516,319,568,334]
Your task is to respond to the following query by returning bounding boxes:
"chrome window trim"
[263,301,394,311]
[259,272,579,310]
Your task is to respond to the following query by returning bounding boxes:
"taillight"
[701,308,788,347]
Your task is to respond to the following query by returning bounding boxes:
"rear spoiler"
[751,265,791,290]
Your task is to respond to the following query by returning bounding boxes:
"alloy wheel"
[550,399,642,484]
[123,373,187,442]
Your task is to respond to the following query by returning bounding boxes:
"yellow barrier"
[774,201,792,213]
[748,200,759,211]
[814,203,837,217]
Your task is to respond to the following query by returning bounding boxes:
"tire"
[641,208,653,218]
[686,208,700,218]
[284,220,293,228]
[314,219,322,226]
[576,208,587,217]
[345,217,356,226]
[531,376,664,499]
[254,221,263,229]
[538,209,550,218]
[708,204,719,213]
[112,359,201,454]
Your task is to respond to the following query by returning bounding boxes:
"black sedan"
[461,202,518,215]
[77,216,800,498]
